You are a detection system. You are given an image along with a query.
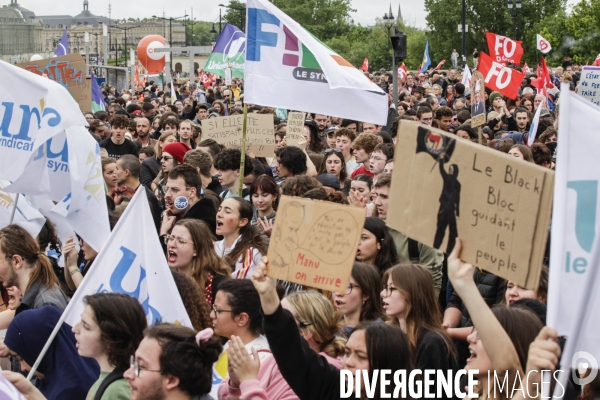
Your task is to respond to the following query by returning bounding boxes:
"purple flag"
[54,28,69,56]
[91,73,106,112]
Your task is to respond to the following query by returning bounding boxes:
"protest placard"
[387,121,554,289]
[578,66,600,106]
[471,71,486,128]
[201,114,276,157]
[17,54,92,112]
[286,112,306,147]
[266,195,366,292]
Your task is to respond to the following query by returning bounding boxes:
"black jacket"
[141,156,161,189]
[264,305,340,400]
[447,269,506,327]
[182,197,218,237]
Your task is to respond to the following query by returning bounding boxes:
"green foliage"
[221,0,247,32]
[188,21,217,46]
[424,0,564,65]
[271,0,355,40]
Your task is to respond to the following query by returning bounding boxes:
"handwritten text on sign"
[201,114,275,157]
[579,66,600,106]
[286,112,306,147]
[387,121,554,289]
[266,196,366,292]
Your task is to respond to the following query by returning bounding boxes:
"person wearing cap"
[414,86,426,103]
[324,126,338,149]
[316,173,341,194]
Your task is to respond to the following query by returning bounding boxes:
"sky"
[17,0,578,31]
[16,0,428,29]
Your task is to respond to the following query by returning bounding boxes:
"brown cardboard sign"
[286,112,306,147]
[267,195,366,292]
[201,114,276,157]
[471,71,486,128]
[17,54,91,112]
[387,121,554,289]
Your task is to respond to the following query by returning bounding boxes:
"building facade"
[1,0,185,61]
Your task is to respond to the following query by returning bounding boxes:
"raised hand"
[228,335,261,384]
[257,217,274,237]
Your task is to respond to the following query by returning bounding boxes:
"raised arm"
[448,238,522,374]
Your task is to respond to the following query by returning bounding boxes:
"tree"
[221,0,247,32]
[188,21,217,46]
[424,0,565,65]
[272,0,355,40]
[563,0,600,64]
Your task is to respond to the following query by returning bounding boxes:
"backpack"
[94,369,125,400]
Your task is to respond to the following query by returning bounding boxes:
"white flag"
[0,180,45,238]
[244,0,387,125]
[536,34,552,54]
[461,64,472,87]
[527,103,543,146]
[6,126,110,252]
[0,60,87,182]
[61,187,192,328]
[548,83,600,368]
[171,80,177,104]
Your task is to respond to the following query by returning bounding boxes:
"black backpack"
[94,369,125,400]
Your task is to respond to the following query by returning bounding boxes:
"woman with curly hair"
[72,292,148,400]
[171,271,213,330]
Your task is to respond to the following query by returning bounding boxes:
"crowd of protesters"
[0,59,591,400]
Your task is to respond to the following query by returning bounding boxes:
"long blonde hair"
[285,291,346,358]
[155,132,176,159]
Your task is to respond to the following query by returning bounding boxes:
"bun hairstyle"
[145,324,222,396]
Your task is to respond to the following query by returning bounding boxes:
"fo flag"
[361,58,369,72]
[398,63,407,82]
[536,34,552,54]
[486,32,524,65]
[435,59,446,70]
[548,84,600,397]
[479,52,524,99]
[61,188,192,328]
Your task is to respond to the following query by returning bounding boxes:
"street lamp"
[507,0,522,39]
[152,14,189,47]
[382,5,395,71]
[110,24,140,56]
[219,3,245,30]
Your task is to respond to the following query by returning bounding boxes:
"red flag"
[435,59,446,70]
[478,52,524,99]
[531,56,555,97]
[593,54,600,66]
[523,62,530,74]
[398,63,407,82]
[361,58,369,72]
[485,32,524,65]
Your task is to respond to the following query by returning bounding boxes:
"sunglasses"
[324,148,342,154]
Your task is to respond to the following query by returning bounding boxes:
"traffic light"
[390,25,407,64]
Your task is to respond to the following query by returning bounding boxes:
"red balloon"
[137,35,167,75]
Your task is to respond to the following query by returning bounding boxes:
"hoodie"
[5,306,99,400]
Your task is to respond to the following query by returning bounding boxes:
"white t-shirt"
[209,335,271,398]
[214,236,263,279]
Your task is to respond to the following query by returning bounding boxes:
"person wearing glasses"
[317,148,351,196]
[210,279,270,397]
[141,132,176,190]
[381,264,459,399]
[71,292,147,400]
[368,143,394,177]
[165,219,230,305]
[333,262,387,336]
[219,290,344,399]
[155,142,191,210]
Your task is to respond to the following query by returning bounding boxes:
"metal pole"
[393,55,398,111]
[219,9,222,33]
[8,194,20,224]
[461,0,466,68]
[130,48,135,93]
[387,26,391,71]
[238,104,247,196]
[85,32,90,76]
[103,23,108,68]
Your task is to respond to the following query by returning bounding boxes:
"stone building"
[0,0,41,62]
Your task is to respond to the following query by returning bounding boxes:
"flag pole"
[8,194,20,224]
[26,318,66,380]
[237,103,248,196]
